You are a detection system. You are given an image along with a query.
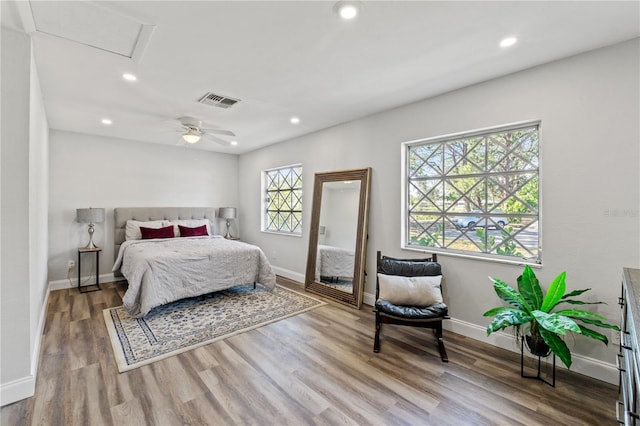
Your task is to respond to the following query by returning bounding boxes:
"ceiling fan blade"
[201,128,235,137]
[203,133,231,146]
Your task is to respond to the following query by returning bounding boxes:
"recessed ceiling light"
[122,73,137,81]
[230,141,238,146]
[499,37,517,48]
[101,118,112,125]
[333,0,360,20]
[290,117,300,125]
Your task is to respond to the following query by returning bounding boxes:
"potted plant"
[483,265,620,369]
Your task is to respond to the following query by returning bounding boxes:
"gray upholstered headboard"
[114,207,218,257]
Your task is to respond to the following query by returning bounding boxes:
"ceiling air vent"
[197,92,240,109]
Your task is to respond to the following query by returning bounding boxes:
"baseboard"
[363,291,375,307]
[49,272,126,291]
[31,288,49,376]
[443,318,618,385]
[271,266,305,284]
[0,375,35,407]
[0,285,50,407]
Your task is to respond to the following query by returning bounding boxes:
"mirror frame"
[305,167,371,308]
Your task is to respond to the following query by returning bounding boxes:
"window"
[402,121,540,264]
[262,164,303,235]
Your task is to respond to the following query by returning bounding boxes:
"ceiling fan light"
[182,132,201,144]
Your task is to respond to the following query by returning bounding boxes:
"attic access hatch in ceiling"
[26,1,155,62]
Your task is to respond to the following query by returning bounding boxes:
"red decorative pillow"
[140,225,175,239]
[178,224,209,237]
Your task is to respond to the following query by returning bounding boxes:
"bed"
[315,244,355,282]
[112,207,276,318]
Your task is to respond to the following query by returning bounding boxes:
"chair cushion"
[377,273,443,306]
[378,256,441,277]
[375,300,448,319]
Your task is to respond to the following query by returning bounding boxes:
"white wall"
[320,185,359,250]
[48,131,240,284]
[1,28,50,406]
[28,33,50,378]
[239,39,640,381]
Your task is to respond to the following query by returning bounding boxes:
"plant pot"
[525,333,551,357]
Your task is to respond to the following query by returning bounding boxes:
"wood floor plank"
[209,340,314,425]
[311,406,362,426]
[30,378,66,426]
[197,367,253,425]
[110,397,151,426]
[41,310,70,356]
[226,332,331,416]
[69,290,91,321]
[155,354,209,403]
[69,318,99,370]
[182,391,237,426]
[181,346,221,372]
[133,363,197,425]
[1,280,619,425]
[68,363,113,426]
[47,288,70,314]
[292,316,442,413]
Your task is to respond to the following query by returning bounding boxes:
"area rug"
[103,284,325,372]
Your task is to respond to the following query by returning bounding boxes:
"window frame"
[401,120,542,266]
[261,163,303,237]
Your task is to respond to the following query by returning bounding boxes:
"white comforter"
[112,236,276,317]
[315,244,355,280]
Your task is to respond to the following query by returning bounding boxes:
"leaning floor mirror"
[305,168,371,308]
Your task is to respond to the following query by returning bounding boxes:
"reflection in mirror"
[316,180,360,293]
[305,168,371,308]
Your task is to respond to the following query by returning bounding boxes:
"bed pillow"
[140,225,175,240]
[169,219,212,237]
[178,224,209,237]
[377,273,443,306]
[125,220,169,240]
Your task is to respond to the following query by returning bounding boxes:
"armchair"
[374,251,449,361]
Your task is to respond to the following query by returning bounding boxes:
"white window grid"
[402,121,541,264]
[262,164,303,235]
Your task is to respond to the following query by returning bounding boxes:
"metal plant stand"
[521,336,556,387]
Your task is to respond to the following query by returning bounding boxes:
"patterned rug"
[103,284,325,372]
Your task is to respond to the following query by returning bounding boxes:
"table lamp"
[218,207,237,239]
[77,207,105,249]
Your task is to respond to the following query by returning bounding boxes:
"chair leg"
[435,323,448,362]
[373,312,381,353]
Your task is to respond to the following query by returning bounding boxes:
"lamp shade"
[77,208,105,223]
[218,207,237,220]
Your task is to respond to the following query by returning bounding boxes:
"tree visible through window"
[403,121,540,263]
[263,165,303,234]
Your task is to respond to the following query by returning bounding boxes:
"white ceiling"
[2,1,639,154]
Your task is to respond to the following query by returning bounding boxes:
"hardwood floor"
[1,278,618,425]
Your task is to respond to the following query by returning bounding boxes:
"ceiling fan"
[175,116,236,146]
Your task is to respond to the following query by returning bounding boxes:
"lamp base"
[84,223,100,249]
[84,241,100,250]
[224,220,234,239]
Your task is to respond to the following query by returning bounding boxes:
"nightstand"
[78,247,101,293]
